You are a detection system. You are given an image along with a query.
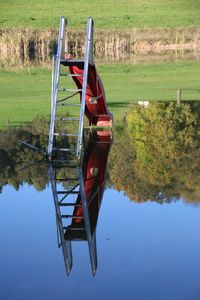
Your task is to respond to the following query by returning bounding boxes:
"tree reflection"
[1,102,200,204]
[0,117,49,192]
[0,116,80,192]
[109,101,200,203]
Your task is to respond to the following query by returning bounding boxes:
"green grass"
[101,61,200,99]
[1,61,200,127]
[0,0,200,29]
[0,69,51,127]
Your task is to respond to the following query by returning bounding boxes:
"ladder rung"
[51,159,75,162]
[52,165,77,168]
[57,191,80,194]
[52,165,77,169]
[60,60,84,67]
[60,73,83,77]
[59,203,82,207]
[55,178,79,181]
[52,147,73,152]
[64,227,85,231]
[53,133,79,137]
[61,215,84,219]
[57,103,81,107]
[58,88,82,92]
[56,117,80,121]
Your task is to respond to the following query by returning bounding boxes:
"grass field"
[1,61,200,128]
[1,0,200,30]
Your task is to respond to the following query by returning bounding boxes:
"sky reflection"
[1,185,200,300]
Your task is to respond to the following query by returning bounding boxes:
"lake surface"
[1,101,200,300]
[1,185,200,300]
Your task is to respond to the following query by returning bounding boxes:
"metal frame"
[49,161,97,276]
[78,164,97,275]
[48,164,73,275]
[48,128,113,276]
[77,17,94,158]
[48,17,67,158]
[47,16,94,160]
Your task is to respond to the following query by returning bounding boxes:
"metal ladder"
[48,161,97,276]
[47,16,94,160]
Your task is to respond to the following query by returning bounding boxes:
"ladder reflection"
[49,130,113,275]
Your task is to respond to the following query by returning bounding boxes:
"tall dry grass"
[0,28,200,70]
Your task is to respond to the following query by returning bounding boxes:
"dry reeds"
[0,27,200,70]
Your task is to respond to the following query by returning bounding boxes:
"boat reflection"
[49,130,113,275]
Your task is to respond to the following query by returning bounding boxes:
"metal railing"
[78,164,97,275]
[49,162,97,276]
[48,164,73,275]
[48,17,67,158]
[77,17,94,158]
[48,16,94,160]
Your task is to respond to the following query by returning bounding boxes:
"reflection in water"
[0,121,112,275]
[0,102,200,300]
[49,130,112,275]
[109,101,200,203]
[0,117,49,192]
[1,112,200,298]
[0,101,200,206]
[1,101,200,282]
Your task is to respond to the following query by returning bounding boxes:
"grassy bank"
[0,61,200,127]
[1,0,200,30]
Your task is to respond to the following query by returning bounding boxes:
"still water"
[0,101,200,300]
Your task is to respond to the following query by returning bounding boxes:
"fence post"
[7,118,10,128]
[177,89,181,105]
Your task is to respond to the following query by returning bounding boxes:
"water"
[1,101,200,299]
[1,185,200,299]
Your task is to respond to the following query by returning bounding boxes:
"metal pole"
[77,17,94,158]
[48,17,67,158]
